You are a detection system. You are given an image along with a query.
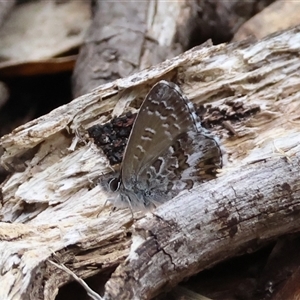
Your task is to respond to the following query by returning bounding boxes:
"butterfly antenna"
[95,198,110,217]
[125,195,134,220]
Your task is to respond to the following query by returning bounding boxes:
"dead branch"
[1,26,300,300]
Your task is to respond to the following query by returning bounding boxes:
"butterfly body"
[105,81,223,210]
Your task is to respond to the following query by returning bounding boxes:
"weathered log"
[1,26,300,300]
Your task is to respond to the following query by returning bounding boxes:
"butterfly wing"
[116,80,222,209]
[137,130,222,207]
[121,81,202,184]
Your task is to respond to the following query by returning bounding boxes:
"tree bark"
[1,26,300,300]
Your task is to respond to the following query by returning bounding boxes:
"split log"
[1,26,300,300]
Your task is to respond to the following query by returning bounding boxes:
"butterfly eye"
[108,177,121,192]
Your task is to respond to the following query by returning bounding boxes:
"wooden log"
[1,26,300,299]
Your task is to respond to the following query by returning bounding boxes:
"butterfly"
[103,80,223,210]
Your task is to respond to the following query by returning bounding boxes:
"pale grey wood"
[0,0,15,28]
[105,139,300,299]
[72,0,192,97]
[0,26,300,300]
